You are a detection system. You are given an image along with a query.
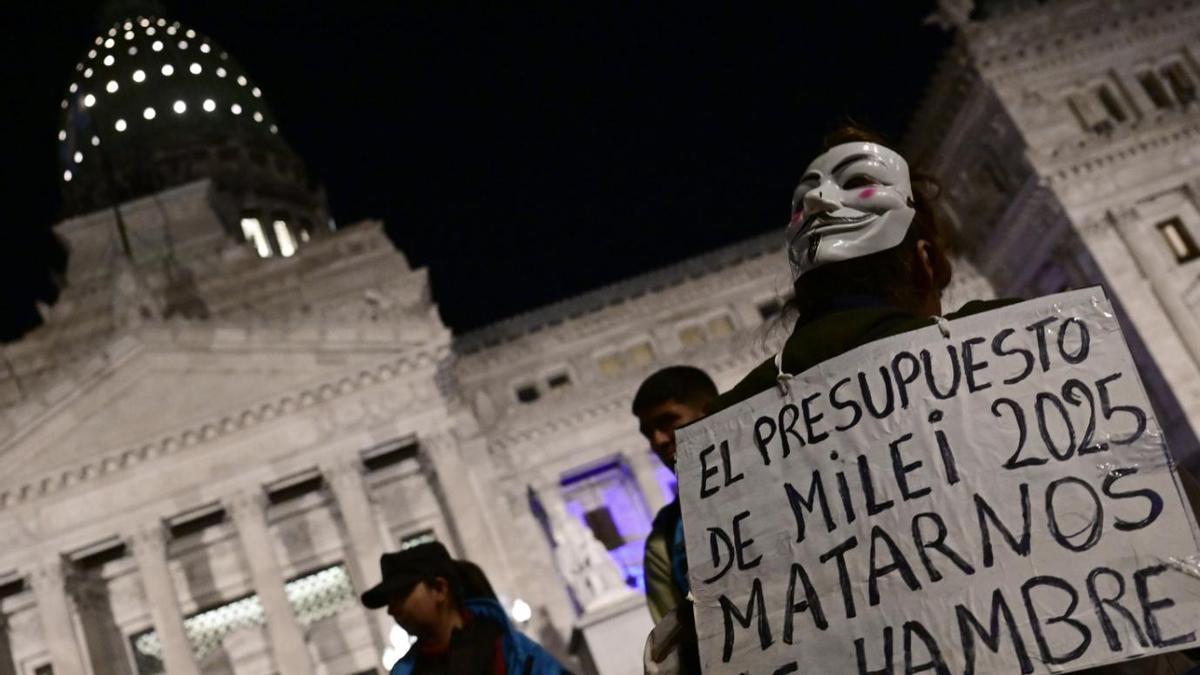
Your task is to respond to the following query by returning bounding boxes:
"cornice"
[456,246,787,373]
[971,2,1199,84]
[1041,115,1200,186]
[455,231,783,355]
[0,340,451,513]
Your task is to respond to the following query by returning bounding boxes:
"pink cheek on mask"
[790,210,805,225]
[859,188,876,199]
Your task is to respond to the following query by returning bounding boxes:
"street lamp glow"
[511,598,532,623]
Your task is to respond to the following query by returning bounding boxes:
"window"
[596,341,656,376]
[1162,62,1197,105]
[547,372,572,389]
[168,507,226,540]
[707,315,735,338]
[362,441,418,472]
[626,342,654,369]
[1158,217,1200,263]
[583,507,624,550]
[597,353,623,376]
[1139,71,1173,109]
[239,217,272,257]
[678,325,706,347]
[1095,85,1127,123]
[266,472,323,505]
[515,383,540,403]
[273,220,297,257]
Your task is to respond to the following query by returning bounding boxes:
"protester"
[702,124,1200,675]
[632,365,718,622]
[632,366,715,675]
[361,542,569,675]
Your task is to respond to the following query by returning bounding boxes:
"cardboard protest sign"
[676,288,1200,675]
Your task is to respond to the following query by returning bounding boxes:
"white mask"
[785,141,916,280]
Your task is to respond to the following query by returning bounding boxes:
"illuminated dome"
[57,7,329,257]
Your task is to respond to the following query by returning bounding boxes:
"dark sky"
[1,1,951,340]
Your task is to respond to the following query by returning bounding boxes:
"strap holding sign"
[675,288,1200,674]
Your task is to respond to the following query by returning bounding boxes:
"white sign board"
[676,288,1200,674]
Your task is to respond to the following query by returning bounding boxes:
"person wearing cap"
[361,541,569,675]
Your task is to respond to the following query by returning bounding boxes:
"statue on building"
[540,491,631,612]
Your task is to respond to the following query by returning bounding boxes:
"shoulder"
[709,356,777,415]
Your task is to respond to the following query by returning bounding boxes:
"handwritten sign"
[676,288,1200,674]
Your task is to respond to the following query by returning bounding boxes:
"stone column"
[625,448,667,515]
[127,525,201,675]
[321,459,391,648]
[70,575,132,675]
[418,433,507,573]
[28,559,88,675]
[227,491,315,675]
[0,614,18,675]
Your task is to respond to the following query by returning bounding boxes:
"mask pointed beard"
[786,142,916,280]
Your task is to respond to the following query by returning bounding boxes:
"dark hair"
[788,124,952,320]
[420,570,465,606]
[631,366,718,416]
[455,560,497,600]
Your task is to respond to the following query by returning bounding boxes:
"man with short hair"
[361,542,568,675]
[631,366,718,623]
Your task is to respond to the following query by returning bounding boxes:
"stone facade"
[911,0,1200,464]
[0,171,995,672]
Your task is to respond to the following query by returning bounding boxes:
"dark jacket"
[391,597,568,675]
[712,299,1017,415]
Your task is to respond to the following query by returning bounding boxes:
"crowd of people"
[356,125,1200,674]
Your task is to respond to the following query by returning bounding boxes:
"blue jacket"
[391,598,567,675]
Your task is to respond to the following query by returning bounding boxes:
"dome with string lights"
[57,9,329,257]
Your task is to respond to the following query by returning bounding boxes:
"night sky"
[2,1,951,340]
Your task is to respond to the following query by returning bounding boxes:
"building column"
[70,576,131,675]
[28,558,88,675]
[322,459,392,648]
[127,524,201,675]
[625,448,667,515]
[227,490,315,675]
[419,433,508,575]
[0,614,18,675]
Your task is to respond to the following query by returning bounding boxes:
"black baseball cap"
[360,541,459,609]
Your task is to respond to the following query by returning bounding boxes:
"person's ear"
[915,238,951,290]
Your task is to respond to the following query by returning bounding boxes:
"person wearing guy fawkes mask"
[645,125,1200,675]
[708,127,1200,675]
